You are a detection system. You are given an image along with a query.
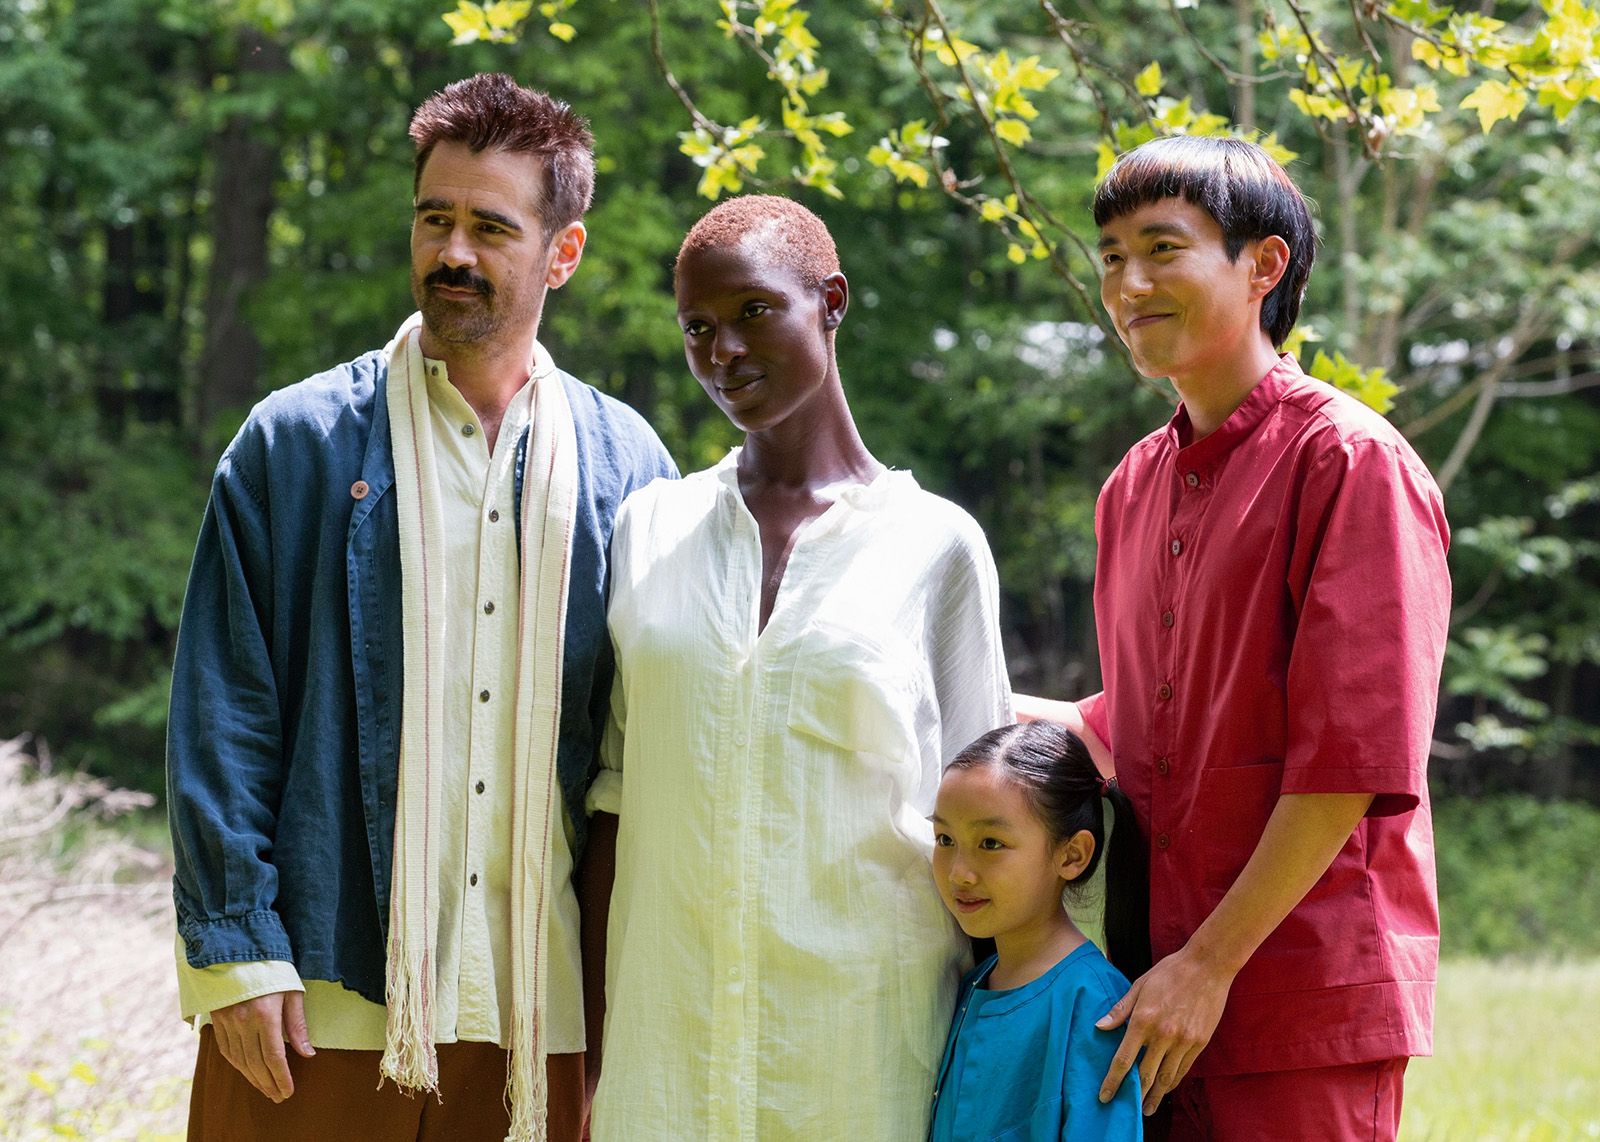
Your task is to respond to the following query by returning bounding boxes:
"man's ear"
[545,221,587,289]
[1057,829,1096,884]
[821,271,849,332]
[1248,234,1291,303]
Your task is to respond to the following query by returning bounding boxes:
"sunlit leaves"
[442,0,531,44]
[1307,349,1401,413]
[680,117,767,199]
[1134,61,1163,97]
[866,120,943,188]
[1461,79,1530,132]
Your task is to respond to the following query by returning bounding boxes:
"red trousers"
[1164,1058,1408,1142]
[187,1024,584,1142]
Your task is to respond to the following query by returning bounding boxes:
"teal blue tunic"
[928,943,1143,1141]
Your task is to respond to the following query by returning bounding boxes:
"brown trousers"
[187,1025,584,1142]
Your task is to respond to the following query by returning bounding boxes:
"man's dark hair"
[1093,136,1317,347]
[409,73,596,240]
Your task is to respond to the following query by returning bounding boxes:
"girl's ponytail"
[1100,780,1151,981]
[947,720,1152,982]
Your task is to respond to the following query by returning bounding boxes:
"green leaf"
[995,118,1031,146]
[1135,61,1163,97]
[1461,79,1529,133]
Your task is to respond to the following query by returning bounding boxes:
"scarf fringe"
[506,1010,549,1142]
[380,929,439,1092]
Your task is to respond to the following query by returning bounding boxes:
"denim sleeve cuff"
[177,908,294,969]
[174,931,303,1022]
[587,769,622,816]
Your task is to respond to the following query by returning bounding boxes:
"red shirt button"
[1156,833,1171,850]
[1185,471,1200,488]
[1156,757,1169,775]
[1170,539,1183,556]
[1162,611,1175,627]
[1157,683,1172,700]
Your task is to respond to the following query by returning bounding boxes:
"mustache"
[424,265,493,296]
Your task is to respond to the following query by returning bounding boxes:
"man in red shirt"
[1021,136,1450,1140]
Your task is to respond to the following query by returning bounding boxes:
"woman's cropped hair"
[1093,135,1318,348]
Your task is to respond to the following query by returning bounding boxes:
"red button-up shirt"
[1078,356,1450,1076]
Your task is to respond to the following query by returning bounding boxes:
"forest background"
[3,0,1600,952]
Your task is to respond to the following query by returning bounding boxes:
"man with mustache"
[166,73,675,1142]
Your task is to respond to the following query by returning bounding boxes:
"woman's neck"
[737,380,881,494]
[988,912,1087,991]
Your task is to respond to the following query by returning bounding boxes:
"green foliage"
[5,0,1599,796]
[1435,795,1600,956]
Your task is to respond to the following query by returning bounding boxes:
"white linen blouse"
[589,449,1013,1141]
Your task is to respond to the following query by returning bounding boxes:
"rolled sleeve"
[175,931,303,1022]
[1282,442,1451,815]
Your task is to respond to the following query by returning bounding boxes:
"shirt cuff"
[174,931,303,1023]
[586,769,622,816]
[1076,691,1110,753]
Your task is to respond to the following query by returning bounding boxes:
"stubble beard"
[412,269,499,345]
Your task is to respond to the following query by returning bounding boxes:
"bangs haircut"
[1093,136,1317,347]
[409,73,596,240]
[677,195,841,291]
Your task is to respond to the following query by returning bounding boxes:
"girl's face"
[931,763,1092,944]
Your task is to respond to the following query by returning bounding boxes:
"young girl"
[929,720,1150,1142]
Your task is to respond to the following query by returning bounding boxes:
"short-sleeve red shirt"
[1078,356,1450,1076]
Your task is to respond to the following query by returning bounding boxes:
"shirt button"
[734,731,747,746]
[462,423,476,436]
[1157,683,1172,701]
[726,888,739,901]
[350,480,370,500]
[729,966,741,979]
[1156,757,1169,776]
[1170,538,1183,556]
[479,689,491,702]
[730,811,742,823]
[476,780,485,794]
[1185,471,1200,488]
[470,872,479,886]
[483,601,495,614]
[1156,834,1170,850]
[1161,610,1174,628]
[488,509,500,523]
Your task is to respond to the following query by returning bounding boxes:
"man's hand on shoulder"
[1095,945,1232,1115]
[211,990,315,1102]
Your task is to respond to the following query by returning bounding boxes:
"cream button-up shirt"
[589,450,1013,1141]
[177,356,584,1054]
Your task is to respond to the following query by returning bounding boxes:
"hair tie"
[1097,774,1114,798]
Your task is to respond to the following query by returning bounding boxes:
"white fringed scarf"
[380,312,578,1142]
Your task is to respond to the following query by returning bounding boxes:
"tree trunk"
[197,27,288,431]
[1233,0,1256,132]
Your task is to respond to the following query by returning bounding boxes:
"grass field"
[1403,959,1600,1141]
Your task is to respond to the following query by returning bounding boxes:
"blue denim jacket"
[166,350,676,1004]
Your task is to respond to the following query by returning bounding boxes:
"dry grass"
[0,736,194,1141]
